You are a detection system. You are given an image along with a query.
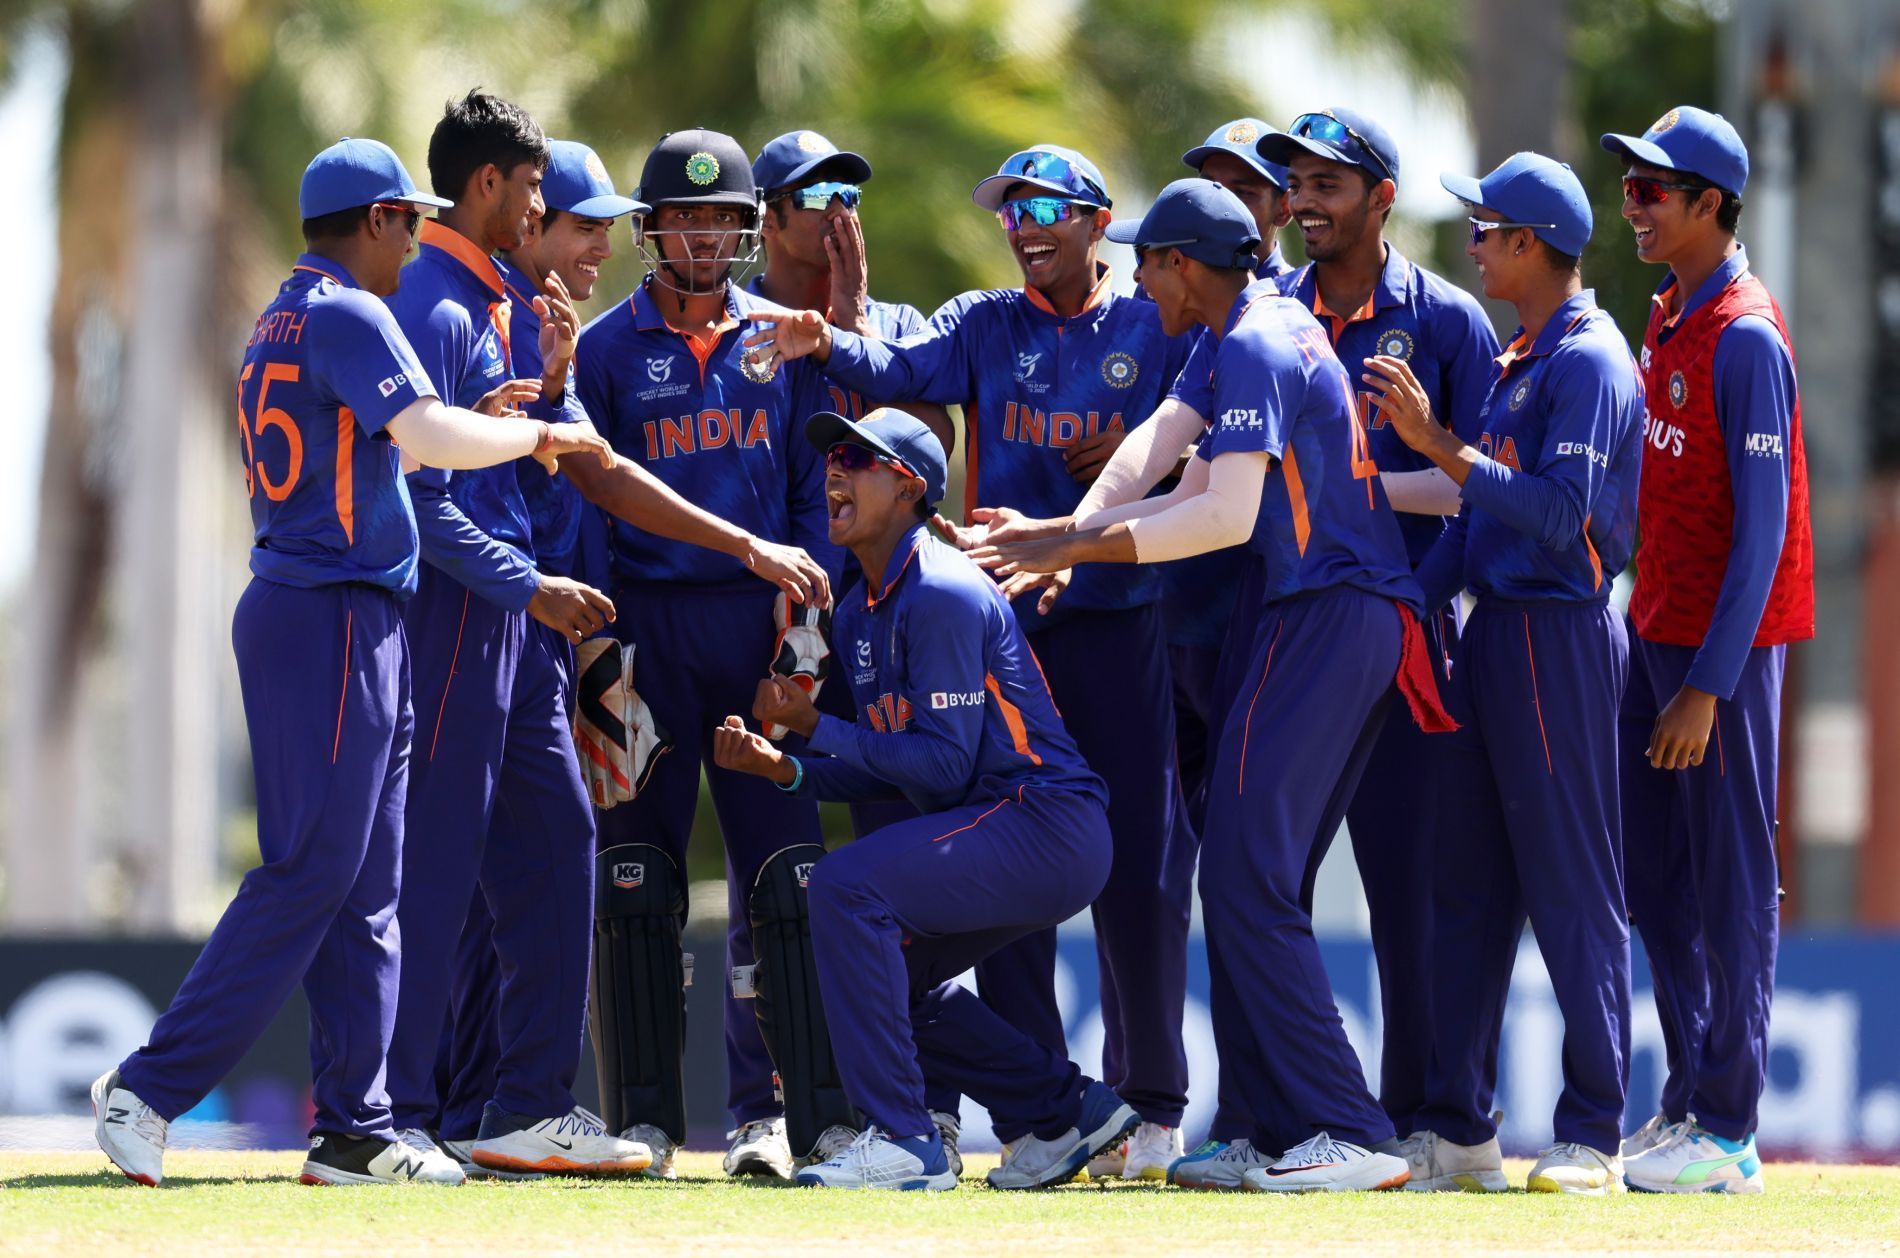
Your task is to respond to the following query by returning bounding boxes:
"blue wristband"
[777,756,804,793]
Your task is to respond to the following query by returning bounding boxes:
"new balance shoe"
[1242,1133,1409,1193]
[91,1070,167,1187]
[1527,1142,1625,1195]
[1623,1121,1764,1194]
[986,1081,1138,1190]
[1168,1138,1271,1189]
[623,1122,678,1180]
[469,1104,652,1176]
[300,1132,465,1185]
[1398,1129,1508,1192]
[795,1126,956,1190]
[1121,1122,1184,1181]
[930,1110,964,1180]
[438,1134,544,1181]
[724,1117,793,1180]
[1619,1112,1683,1160]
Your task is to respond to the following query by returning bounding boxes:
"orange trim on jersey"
[1713,709,1727,777]
[931,786,1026,843]
[1523,613,1554,774]
[1281,445,1310,556]
[419,220,505,297]
[1583,513,1602,591]
[985,673,1044,766]
[1022,264,1114,317]
[963,399,981,520]
[331,608,354,764]
[866,537,922,609]
[1236,618,1285,794]
[429,590,473,762]
[336,407,357,545]
[292,263,349,287]
[1309,286,1377,345]
[1494,330,1533,373]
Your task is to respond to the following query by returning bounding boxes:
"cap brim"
[1101,218,1147,245]
[971,173,1101,212]
[562,193,647,219]
[804,411,906,465]
[1600,132,1675,171]
[391,191,455,209]
[766,152,874,196]
[1182,144,1284,187]
[1257,133,1359,171]
[1437,172,1487,209]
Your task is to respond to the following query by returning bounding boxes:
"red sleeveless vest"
[1632,270,1813,646]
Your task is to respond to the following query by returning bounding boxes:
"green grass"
[4,1153,1898,1255]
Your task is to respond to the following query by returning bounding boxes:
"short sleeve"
[311,293,437,433]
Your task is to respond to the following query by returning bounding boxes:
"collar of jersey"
[1653,245,1749,333]
[1496,289,1598,373]
[865,524,929,609]
[496,256,545,325]
[1295,243,1412,330]
[419,220,505,299]
[631,276,744,333]
[1218,277,1284,339]
[1022,261,1114,319]
[292,252,360,290]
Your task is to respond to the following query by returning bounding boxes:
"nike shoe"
[1619,1112,1683,1159]
[1242,1133,1410,1193]
[725,1117,794,1180]
[1527,1142,1625,1195]
[469,1104,652,1176]
[794,1126,956,1191]
[1121,1122,1184,1181]
[301,1131,465,1185]
[1398,1129,1508,1192]
[623,1122,678,1180]
[438,1134,544,1181]
[986,1081,1138,1190]
[91,1070,167,1187]
[930,1110,964,1180]
[1623,1121,1764,1194]
[1168,1138,1271,1189]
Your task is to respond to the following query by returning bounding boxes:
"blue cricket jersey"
[1416,290,1644,609]
[744,277,929,420]
[819,266,1192,627]
[1196,280,1420,610]
[239,254,435,595]
[574,278,840,590]
[499,257,594,579]
[797,523,1107,815]
[387,221,542,611]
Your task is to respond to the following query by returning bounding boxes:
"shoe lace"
[930,1110,961,1141]
[130,1098,169,1149]
[393,1128,437,1154]
[1396,1131,1431,1160]
[1214,1138,1258,1164]
[732,1118,778,1144]
[1275,1134,1340,1168]
[811,1124,859,1162]
[1543,1141,1609,1169]
[556,1107,608,1137]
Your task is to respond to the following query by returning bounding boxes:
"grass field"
[3,1152,1898,1255]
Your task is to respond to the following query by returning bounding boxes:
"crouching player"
[711,408,1138,1191]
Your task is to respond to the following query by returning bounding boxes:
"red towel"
[1396,603,1458,733]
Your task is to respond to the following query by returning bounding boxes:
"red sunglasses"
[827,442,919,481]
[1622,175,1706,207]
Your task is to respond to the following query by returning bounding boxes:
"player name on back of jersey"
[249,310,308,348]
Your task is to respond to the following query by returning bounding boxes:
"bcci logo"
[612,862,644,890]
[685,151,720,185]
[1225,121,1259,145]
[739,344,780,384]
[584,149,610,183]
[796,132,827,154]
[1668,370,1687,409]
[1376,329,1414,361]
[1652,108,1681,135]
[1508,377,1534,411]
[646,356,674,383]
[794,862,815,888]
[1101,352,1138,388]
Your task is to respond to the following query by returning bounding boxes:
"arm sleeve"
[1381,467,1464,515]
[1438,293,1503,443]
[1414,509,1471,612]
[1458,347,1625,551]
[821,296,980,404]
[797,755,910,803]
[804,587,988,798]
[1124,450,1267,562]
[1073,396,1208,518]
[1686,315,1795,698]
[312,295,437,431]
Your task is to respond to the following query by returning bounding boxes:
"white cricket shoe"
[1168,1138,1272,1189]
[1619,1112,1683,1159]
[1086,1138,1126,1178]
[986,1082,1137,1190]
[469,1104,652,1176]
[805,1122,859,1167]
[301,1131,465,1185]
[623,1122,678,1180]
[438,1134,544,1181]
[930,1110,964,1179]
[794,1126,956,1190]
[1527,1142,1625,1195]
[1121,1122,1184,1181]
[724,1117,794,1180]
[1242,1133,1410,1193]
[1398,1129,1508,1192]
[1623,1121,1764,1194]
[92,1070,167,1187]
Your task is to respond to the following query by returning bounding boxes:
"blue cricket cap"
[1182,118,1290,190]
[752,130,873,197]
[972,145,1112,211]
[806,407,948,508]
[541,140,647,219]
[299,137,452,219]
[1601,105,1748,196]
[1441,151,1593,257]
[1259,107,1400,186]
[1103,178,1260,270]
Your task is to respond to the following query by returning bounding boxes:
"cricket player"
[746,145,1195,1180]
[1603,106,1812,1194]
[711,408,1138,1192]
[1367,153,1643,1194]
[92,138,613,1188]
[965,178,1455,1193]
[1183,118,1295,280]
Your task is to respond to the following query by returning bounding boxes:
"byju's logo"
[377,373,406,398]
[930,691,986,709]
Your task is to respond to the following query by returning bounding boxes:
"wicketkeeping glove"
[573,637,674,808]
[765,591,832,741]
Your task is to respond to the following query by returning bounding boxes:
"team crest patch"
[1225,121,1259,145]
[1652,108,1681,135]
[739,343,780,383]
[686,151,721,185]
[1101,351,1139,388]
[1507,377,1534,411]
[584,150,610,182]
[1376,329,1415,360]
[1668,370,1688,408]
[796,131,827,154]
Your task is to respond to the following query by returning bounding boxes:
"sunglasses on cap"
[1622,174,1708,206]
[1467,216,1557,246]
[827,442,919,480]
[1003,148,1110,205]
[374,202,423,237]
[1287,112,1394,183]
[997,196,1094,232]
[779,181,862,212]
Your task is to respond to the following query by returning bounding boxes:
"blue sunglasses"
[997,196,1094,232]
[1288,112,1394,183]
[780,181,861,211]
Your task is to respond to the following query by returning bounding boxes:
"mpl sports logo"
[1556,441,1611,469]
[1745,431,1786,458]
[612,862,644,890]
[930,690,986,710]
[377,373,407,398]
[1220,407,1264,431]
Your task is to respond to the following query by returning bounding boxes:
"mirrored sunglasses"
[997,196,1088,232]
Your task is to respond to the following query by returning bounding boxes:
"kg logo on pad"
[612,862,644,890]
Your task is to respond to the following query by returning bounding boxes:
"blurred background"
[2,0,1897,1157]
